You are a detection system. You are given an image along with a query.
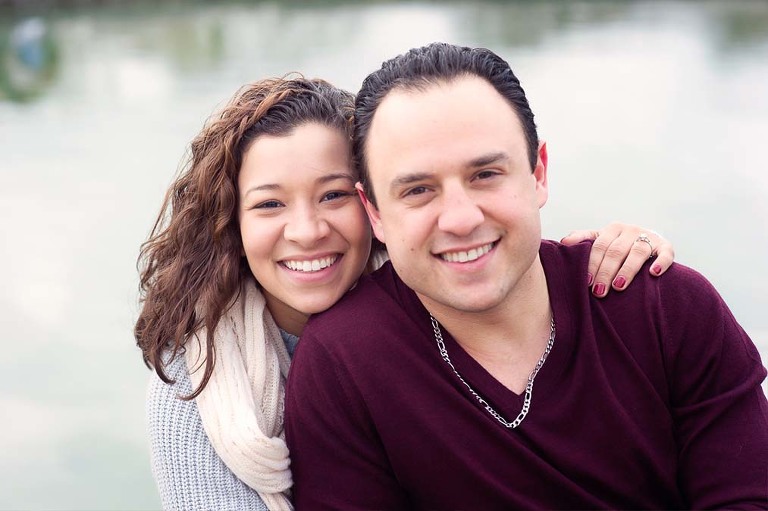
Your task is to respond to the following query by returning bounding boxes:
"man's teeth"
[440,243,493,263]
[283,256,338,273]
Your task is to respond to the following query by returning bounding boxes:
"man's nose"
[437,185,484,236]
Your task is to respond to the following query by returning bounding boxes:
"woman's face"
[238,122,372,335]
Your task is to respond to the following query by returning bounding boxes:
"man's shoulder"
[540,237,590,259]
[302,262,414,345]
[313,261,403,317]
[539,239,592,290]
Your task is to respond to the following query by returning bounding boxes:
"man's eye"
[404,186,428,197]
[476,170,497,180]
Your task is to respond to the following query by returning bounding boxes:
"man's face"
[360,75,549,318]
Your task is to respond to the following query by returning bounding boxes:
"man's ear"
[356,182,387,244]
[534,141,549,209]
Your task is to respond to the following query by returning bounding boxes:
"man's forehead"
[367,77,523,158]
[376,76,492,114]
[371,76,517,134]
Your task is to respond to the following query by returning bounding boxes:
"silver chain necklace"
[429,314,556,429]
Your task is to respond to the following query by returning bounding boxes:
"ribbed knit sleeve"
[146,354,268,511]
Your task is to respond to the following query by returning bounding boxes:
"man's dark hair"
[353,42,539,205]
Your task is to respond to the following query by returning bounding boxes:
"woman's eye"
[254,200,283,209]
[322,191,352,202]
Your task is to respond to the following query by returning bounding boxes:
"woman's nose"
[283,205,331,246]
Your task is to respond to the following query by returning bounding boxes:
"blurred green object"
[0,17,59,102]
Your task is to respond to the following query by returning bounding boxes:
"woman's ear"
[355,182,386,244]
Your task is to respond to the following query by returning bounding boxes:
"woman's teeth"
[283,255,338,272]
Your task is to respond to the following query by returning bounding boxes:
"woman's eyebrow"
[242,183,280,197]
[316,172,355,184]
[242,172,354,198]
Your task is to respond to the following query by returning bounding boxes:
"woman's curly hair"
[134,76,355,398]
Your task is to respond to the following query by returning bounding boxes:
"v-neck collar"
[398,241,580,424]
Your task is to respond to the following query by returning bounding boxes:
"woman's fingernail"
[613,276,626,289]
[587,273,593,286]
[652,264,662,275]
[593,283,606,296]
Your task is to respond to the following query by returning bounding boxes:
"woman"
[135,77,674,511]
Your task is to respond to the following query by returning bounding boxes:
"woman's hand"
[560,222,674,298]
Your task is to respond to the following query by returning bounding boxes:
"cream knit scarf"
[185,278,293,511]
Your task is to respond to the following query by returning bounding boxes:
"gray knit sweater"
[146,332,299,511]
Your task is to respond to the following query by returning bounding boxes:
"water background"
[1,1,767,509]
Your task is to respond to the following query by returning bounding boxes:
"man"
[285,43,768,509]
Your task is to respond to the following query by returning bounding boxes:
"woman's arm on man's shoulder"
[562,222,674,297]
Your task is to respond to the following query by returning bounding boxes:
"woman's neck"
[263,296,310,337]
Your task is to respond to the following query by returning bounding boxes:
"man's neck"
[419,257,552,393]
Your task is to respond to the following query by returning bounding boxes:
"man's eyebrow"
[388,152,511,193]
[389,172,434,193]
[467,151,509,168]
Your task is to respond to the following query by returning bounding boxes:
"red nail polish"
[587,273,593,286]
[613,276,626,289]
[594,283,606,296]
[652,264,662,275]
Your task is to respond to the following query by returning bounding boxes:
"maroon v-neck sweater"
[286,241,768,510]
